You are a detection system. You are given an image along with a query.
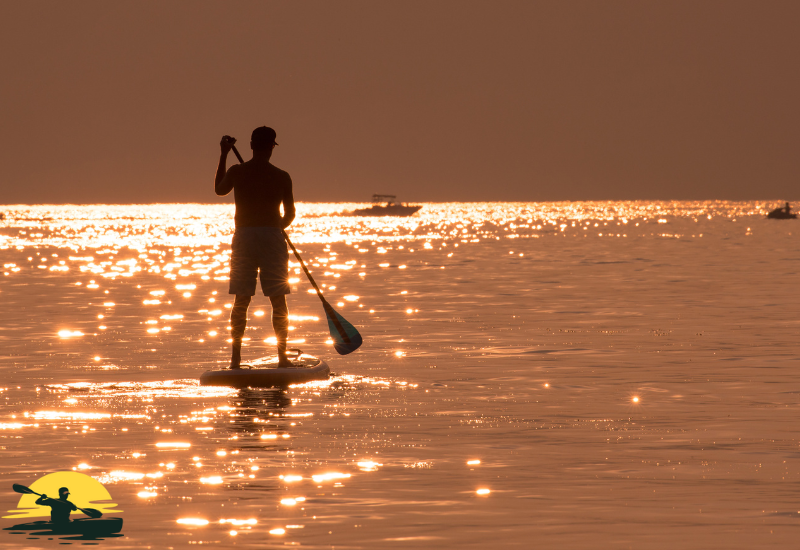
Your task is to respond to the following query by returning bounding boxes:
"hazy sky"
[1,1,798,203]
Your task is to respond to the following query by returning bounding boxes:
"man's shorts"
[229,227,291,296]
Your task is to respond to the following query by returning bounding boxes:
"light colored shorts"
[229,227,290,296]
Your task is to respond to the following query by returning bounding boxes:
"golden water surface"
[0,201,798,548]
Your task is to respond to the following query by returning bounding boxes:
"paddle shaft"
[12,484,102,518]
[282,233,352,343]
[228,144,353,344]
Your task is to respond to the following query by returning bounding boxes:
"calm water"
[0,201,798,548]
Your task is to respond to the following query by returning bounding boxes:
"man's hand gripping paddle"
[229,143,363,355]
[12,484,103,518]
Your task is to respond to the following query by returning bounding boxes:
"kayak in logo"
[4,471,123,541]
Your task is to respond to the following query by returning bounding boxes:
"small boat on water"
[4,517,123,537]
[349,195,422,217]
[766,202,797,219]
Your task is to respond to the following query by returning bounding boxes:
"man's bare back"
[216,157,294,228]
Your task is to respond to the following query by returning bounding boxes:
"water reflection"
[225,388,292,447]
[3,201,795,546]
[0,201,775,370]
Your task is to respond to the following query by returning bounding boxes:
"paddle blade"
[12,484,37,495]
[80,507,103,519]
[322,302,362,355]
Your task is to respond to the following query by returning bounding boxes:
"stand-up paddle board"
[199,350,330,388]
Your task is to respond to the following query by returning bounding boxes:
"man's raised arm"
[215,135,236,196]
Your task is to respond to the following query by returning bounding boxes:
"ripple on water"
[1,201,799,547]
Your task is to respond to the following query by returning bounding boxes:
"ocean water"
[0,201,798,548]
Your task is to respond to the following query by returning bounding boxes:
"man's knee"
[269,295,287,311]
[230,295,251,327]
[235,295,252,306]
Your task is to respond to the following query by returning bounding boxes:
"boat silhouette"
[766,202,797,219]
[349,195,422,217]
[4,517,123,538]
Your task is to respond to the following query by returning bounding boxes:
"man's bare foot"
[277,353,292,368]
[230,343,242,369]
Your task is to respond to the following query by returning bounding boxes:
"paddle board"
[199,352,330,388]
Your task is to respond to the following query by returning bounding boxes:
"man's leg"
[269,295,290,367]
[229,294,251,368]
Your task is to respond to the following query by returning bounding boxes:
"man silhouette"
[215,127,295,368]
[35,487,77,524]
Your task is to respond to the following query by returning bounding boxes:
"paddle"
[12,484,103,519]
[228,144,363,355]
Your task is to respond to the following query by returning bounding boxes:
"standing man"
[215,127,295,369]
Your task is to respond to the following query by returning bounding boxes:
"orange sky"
[1,1,798,203]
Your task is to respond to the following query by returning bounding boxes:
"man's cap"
[58,487,69,494]
[251,126,278,146]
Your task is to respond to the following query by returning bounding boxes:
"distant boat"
[766,203,797,219]
[349,195,422,217]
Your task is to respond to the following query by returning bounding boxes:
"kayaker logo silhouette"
[4,471,124,541]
